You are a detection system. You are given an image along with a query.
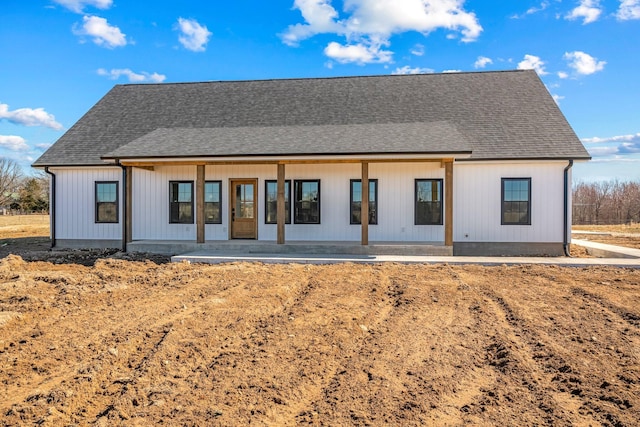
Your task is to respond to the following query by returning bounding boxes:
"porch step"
[127,240,453,256]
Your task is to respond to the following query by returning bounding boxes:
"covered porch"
[116,155,459,254]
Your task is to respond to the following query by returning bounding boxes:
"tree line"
[573,180,640,225]
[2,157,639,224]
[0,158,49,214]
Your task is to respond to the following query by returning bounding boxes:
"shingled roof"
[33,70,590,167]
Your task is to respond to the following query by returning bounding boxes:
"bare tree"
[0,158,23,208]
[592,181,612,225]
[573,181,596,224]
[573,180,640,225]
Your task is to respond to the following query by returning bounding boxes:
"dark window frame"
[414,179,443,225]
[350,179,378,225]
[501,177,532,225]
[169,181,194,224]
[265,180,291,224]
[294,179,321,224]
[95,181,119,224]
[204,180,222,224]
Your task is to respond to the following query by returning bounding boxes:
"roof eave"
[458,156,591,162]
[101,151,474,163]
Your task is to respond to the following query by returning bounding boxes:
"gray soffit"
[33,70,591,167]
[103,122,472,159]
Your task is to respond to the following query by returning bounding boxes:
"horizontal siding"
[52,167,122,240]
[454,161,566,243]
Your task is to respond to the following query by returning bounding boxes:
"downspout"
[44,167,56,249]
[117,161,127,252]
[563,160,574,257]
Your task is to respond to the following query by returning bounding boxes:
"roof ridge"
[115,69,531,87]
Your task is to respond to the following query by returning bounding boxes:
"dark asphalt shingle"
[103,122,472,159]
[33,70,590,166]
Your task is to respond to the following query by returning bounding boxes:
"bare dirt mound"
[1,258,639,425]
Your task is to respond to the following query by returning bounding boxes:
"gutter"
[117,161,127,252]
[563,160,574,257]
[44,167,56,249]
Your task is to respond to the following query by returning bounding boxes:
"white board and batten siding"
[132,165,195,241]
[131,162,446,242]
[368,162,445,242]
[51,167,122,241]
[454,161,568,243]
[51,161,569,245]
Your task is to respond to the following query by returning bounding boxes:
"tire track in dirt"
[449,267,577,426]
[571,287,640,328]
[2,261,255,425]
[567,285,640,426]
[90,263,315,425]
[296,265,493,425]
[209,267,385,425]
[293,272,412,425]
[465,268,638,427]
[83,263,321,425]
[480,289,586,425]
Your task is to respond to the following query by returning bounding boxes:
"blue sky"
[1,0,639,182]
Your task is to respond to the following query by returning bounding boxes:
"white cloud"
[0,135,29,151]
[324,40,392,64]
[0,103,63,130]
[35,143,52,151]
[282,0,343,46]
[617,0,640,20]
[73,15,127,48]
[282,0,482,64]
[53,0,112,13]
[410,43,425,56]
[474,55,492,69]
[511,1,549,18]
[558,71,569,79]
[442,69,462,73]
[97,68,166,83]
[392,65,434,75]
[582,133,640,144]
[565,0,602,24]
[563,51,605,75]
[552,94,565,104]
[582,133,640,157]
[176,18,212,52]
[517,54,547,75]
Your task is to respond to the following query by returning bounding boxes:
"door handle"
[232,208,235,221]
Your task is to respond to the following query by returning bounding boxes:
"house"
[32,70,590,256]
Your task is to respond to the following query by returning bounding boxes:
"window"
[169,181,194,224]
[95,181,118,223]
[294,180,320,224]
[265,180,291,224]
[415,179,443,225]
[502,178,531,225]
[350,179,378,225]
[204,181,222,224]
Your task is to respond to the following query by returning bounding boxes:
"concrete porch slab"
[127,240,453,256]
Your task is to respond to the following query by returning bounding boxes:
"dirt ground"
[1,217,640,426]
